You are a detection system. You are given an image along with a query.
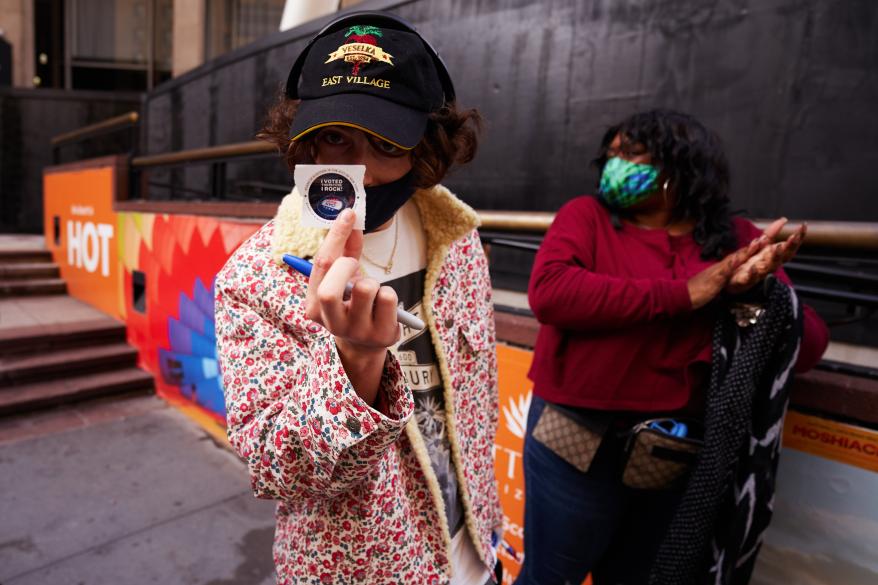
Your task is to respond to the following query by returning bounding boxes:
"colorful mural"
[117,212,260,422]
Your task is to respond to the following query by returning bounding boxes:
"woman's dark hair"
[593,109,737,259]
[257,92,482,190]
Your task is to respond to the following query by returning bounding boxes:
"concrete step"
[0,249,53,264]
[0,343,139,387]
[0,318,127,356]
[0,278,67,297]
[0,262,60,280]
[0,367,155,417]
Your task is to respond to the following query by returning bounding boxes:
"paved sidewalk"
[0,396,277,585]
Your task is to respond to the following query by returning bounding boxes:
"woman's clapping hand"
[726,219,806,295]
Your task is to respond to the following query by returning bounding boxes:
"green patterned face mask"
[598,157,660,209]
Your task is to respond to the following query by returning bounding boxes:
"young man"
[216,12,503,585]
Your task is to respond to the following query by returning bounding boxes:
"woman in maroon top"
[514,110,829,585]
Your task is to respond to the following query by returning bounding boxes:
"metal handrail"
[131,140,276,168]
[479,215,878,250]
[793,285,878,308]
[478,211,556,233]
[50,111,140,147]
[784,262,878,286]
[481,235,878,322]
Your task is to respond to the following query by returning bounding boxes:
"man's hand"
[303,209,400,404]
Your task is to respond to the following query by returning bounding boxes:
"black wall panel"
[0,88,141,232]
[142,0,878,222]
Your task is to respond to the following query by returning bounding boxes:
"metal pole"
[146,0,155,90]
[63,0,74,89]
[211,162,228,200]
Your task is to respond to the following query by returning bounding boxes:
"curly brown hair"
[256,92,482,189]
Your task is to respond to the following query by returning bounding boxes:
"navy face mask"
[364,171,416,233]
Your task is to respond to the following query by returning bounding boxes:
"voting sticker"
[295,164,366,229]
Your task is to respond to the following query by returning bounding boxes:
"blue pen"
[283,254,426,331]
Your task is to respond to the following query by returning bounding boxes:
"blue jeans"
[513,396,684,585]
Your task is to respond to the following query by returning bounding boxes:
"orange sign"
[783,410,878,473]
[43,163,123,319]
[493,344,593,584]
[494,343,531,583]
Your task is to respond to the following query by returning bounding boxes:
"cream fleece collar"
[270,185,481,264]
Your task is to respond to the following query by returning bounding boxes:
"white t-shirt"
[362,201,492,585]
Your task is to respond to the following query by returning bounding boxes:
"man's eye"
[320,131,346,145]
[373,139,402,155]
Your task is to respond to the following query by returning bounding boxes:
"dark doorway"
[33,0,65,89]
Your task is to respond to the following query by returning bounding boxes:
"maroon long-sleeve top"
[527,196,829,412]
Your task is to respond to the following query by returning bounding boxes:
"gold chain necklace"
[361,215,399,275]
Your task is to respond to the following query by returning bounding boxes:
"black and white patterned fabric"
[649,277,804,585]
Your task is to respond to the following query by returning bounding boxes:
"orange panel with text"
[43,164,123,319]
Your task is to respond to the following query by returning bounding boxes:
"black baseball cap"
[285,15,447,150]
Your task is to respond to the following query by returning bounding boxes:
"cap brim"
[289,93,427,150]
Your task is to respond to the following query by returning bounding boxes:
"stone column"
[0,0,35,88]
[172,0,205,77]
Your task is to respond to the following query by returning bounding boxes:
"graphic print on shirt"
[386,268,464,537]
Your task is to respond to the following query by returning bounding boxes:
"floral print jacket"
[215,185,503,584]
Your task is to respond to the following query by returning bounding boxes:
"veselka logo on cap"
[325,26,394,75]
[287,14,447,150]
